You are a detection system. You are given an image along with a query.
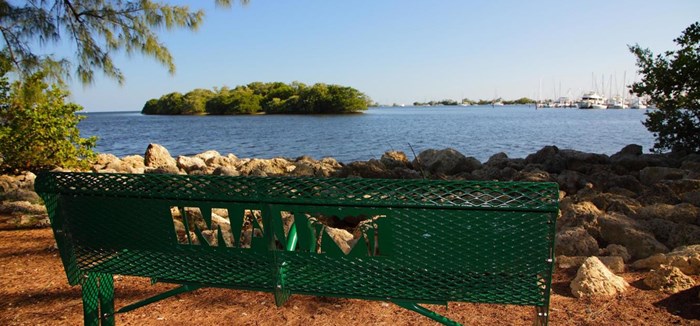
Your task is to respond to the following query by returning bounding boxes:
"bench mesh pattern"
[36,172,557,211]
[36,172,557,306]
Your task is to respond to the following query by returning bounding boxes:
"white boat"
[577,92,607,109]
[606,95,628,109]
[628,97,647,109]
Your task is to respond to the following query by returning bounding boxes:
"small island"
[141,82,372,115]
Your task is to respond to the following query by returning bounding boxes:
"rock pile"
[1,142,699,297]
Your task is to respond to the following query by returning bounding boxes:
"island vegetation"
[141,82,372,115]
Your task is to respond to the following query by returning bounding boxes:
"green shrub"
[0,72,97,172]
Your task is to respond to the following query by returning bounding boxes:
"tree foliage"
[630,22,700,153]
[142,81,371,115]
[0,0,242,84]
[0,70,96,172]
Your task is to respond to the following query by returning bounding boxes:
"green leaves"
[0,71,96,172]
[141,82,371,115]
[630,22,700,153]
[1,0,238,85]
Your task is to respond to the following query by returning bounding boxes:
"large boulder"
[643,265,696,293]
[598,213,668,260]
[144,143,177,168]
[525,146,566,173]
[555,227,599,257]
[570,257,628,298]
[414,148,481,175]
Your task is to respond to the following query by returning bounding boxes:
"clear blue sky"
[63,0,700,111]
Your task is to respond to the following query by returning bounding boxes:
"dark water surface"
[79,106,655,163]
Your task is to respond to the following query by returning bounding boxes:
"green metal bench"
[35,172,558,325]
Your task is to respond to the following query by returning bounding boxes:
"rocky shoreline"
[1,143,699,299]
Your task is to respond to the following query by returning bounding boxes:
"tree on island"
[630,22,700,153]
[142,82,371,115]
[0,1,240,171]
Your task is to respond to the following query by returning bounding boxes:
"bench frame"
[36,172,558,326]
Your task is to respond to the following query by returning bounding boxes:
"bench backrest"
[36,172,558,307]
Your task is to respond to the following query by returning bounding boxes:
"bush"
[0,72,97,172]
[630,22,700,153]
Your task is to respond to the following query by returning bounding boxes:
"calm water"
[79,106,655,163]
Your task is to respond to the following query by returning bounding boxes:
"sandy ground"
[1,228,699,326]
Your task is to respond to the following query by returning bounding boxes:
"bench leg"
[391,300,461,326]
[81,272,114,326]
[533,306,549,326]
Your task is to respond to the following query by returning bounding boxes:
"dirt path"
[1,228,698,325]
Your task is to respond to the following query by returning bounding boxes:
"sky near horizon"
[60,0,700,111]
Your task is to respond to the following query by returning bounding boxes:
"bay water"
[79,106,655,163]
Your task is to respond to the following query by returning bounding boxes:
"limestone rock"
[558,200,602,234]
[144,165,181,175]
[239,158,290,176]
[525,146,566,173]
[590,193,641,215]
[557,255,625,273]
[212,166,240,176]
[414,148,481,175]
[325,227,356,254]
[195,150,221,162]
[602,244,632,263]
[92,153,124,172]
[643,265,696,293]
[556,170,588,195]
[177,156,207,174]
[0,200,47,215]
[144,144,177,168]
[667,224,700,253]
[682,191,700,207]
[555,227,599,257]
[485,152,510,169]
[598,213,668,260]
[634,203,699,224]
[611,144,643,160]
[559,149,610,173]
[515,169,551,182]
[380,151,410,169]
[206,155,238,169]
[630,245,700,275]
[570,257,628,298]
[339,160,388,178]
[639,166,685,186]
